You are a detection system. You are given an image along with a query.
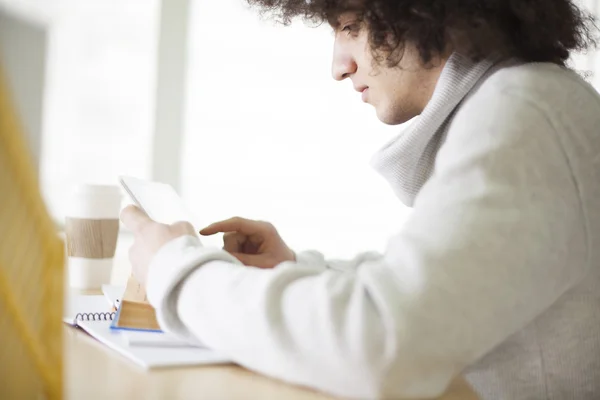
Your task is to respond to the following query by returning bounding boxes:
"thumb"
[120,205,151,233]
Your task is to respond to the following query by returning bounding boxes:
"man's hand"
[200,217,295,269]
[120,205,197,286]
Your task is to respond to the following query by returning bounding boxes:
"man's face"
[331,13,446,125]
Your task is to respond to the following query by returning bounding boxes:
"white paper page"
[102,284,125,308]
[121,330,203,348]
[78,321,231,368]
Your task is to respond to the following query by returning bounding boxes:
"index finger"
[120,205,152,233]
[200,217,258,236]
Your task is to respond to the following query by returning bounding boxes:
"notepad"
[110,276,162,332]
[78,320,231,368]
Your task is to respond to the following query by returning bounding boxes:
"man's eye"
[341,23,359,34]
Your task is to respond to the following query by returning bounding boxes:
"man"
[121,1,600,398]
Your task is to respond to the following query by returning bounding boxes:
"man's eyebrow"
[331,11,356,25]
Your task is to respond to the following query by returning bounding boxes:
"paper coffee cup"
[65,184,122,289]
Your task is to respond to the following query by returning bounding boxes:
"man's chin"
[375,107,409,126]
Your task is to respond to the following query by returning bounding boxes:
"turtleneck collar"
[370,53,500,206]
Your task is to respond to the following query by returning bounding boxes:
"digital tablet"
[119,175,199,230]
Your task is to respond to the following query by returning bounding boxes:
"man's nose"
[332,40,357,81]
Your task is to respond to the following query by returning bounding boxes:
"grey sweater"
[147,53,600,399]
[373,54,600,399]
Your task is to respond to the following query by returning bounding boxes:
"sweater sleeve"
[145,90,588,399]
[295,249,383,272]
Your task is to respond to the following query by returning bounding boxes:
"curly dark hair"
[245,0,598,68]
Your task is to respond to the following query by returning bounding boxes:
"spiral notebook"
[63,293,116,326]
[63,293,232,368]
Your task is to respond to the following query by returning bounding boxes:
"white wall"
[151,0,192,193]
[0,6,48,170]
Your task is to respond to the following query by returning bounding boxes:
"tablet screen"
[119,176,199,231]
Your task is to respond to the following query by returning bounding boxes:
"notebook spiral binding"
[75,311,116,321]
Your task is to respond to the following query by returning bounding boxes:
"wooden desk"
[64,325,478,400]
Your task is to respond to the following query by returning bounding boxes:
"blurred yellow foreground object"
[0,62,65,399]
